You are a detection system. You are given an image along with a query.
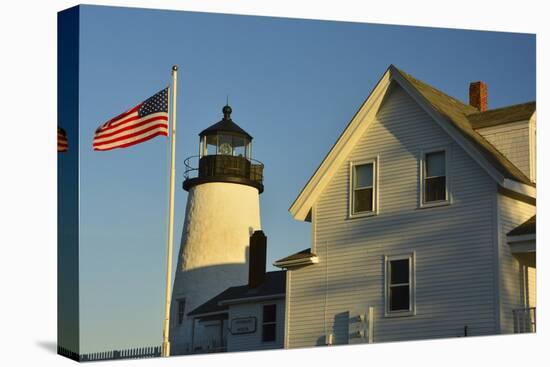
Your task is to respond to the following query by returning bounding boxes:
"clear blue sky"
[75,5,535,353]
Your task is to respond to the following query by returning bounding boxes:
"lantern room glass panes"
[218,134,233,155]
[232,136,246,158]
[424,151,446,203]
[204,135,218,156]
[201,134,251,159]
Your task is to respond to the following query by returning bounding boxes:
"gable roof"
[187,271,286,317]
[289,65,535,221]
[394,67,533,186]
[507,215,536,237]
[273,248,318,268]
[468,102,536,129]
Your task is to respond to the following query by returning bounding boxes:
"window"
[385,254,414,316]
[351,160,377,216]
[232,136,246,157]
[262,304,277,342]
[177,298,186,325]
[422,150,448,205]
[218,134,233,155]
[205,135,217,156]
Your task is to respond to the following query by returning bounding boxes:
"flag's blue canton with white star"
[138,88,169,117]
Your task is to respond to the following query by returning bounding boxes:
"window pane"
[390,285,410,311]
[218,135,233,155]
[354,163,373,188]
[390,259,409,285]
[425,151,445,177]
[354,187,373,213]
[205,135,217,155]
[232,136,246,157]
[262,324,276,342]
[263,304,276,323]
[424,176,446,202]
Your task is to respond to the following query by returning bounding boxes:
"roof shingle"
[468,102,536,129]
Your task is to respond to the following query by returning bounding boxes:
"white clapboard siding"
[498,194,535,333]
[287,84,499,348]
[528,267,536,308]
[476,120,531,179]
[227,299,285,352]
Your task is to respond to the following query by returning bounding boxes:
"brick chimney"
[248,230,267,288]
[469,81,488,112]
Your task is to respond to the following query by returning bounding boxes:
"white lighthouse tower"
[169,105,264,354]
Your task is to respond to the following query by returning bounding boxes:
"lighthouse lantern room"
[183,105,263,193]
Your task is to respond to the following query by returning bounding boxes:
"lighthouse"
[169,105,264,354]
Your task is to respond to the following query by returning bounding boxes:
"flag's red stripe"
[93,123,168,148]
[102,105,141,128]
[93,130,168,151]
[58,126,68,152]
[98,111,141,133]
[58,141,68,152]
[94,115,168,140]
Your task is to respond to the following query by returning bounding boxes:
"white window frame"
[349,157,379,218]
[419,147,451,208]
[384,252,416,317]
[261,303,277,343]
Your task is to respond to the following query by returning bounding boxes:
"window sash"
[389,284,410,311]
[263,304,277,323]
[262,323,276,342]
[423,150,447,203]
[354,163,373,189]
[351,161,376,214]
[424,176,446,202]
[386,256,413,315]
[262,304,277,342]
[353,187,373,213]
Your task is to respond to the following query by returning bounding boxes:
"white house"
[274,65,536,347]
[185,231,286,353]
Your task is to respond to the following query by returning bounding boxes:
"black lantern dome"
[198,105,253,141]
[183,105,264,193]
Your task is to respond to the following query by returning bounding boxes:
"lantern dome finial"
[223,105,232,120]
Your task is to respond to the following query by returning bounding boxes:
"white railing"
[513,307,536,333]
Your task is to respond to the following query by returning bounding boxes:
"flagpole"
[162,65,178,357]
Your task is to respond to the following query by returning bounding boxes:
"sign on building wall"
[230,317,257,335]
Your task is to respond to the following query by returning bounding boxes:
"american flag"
[58,127,68,152]
[93,88,169,151]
